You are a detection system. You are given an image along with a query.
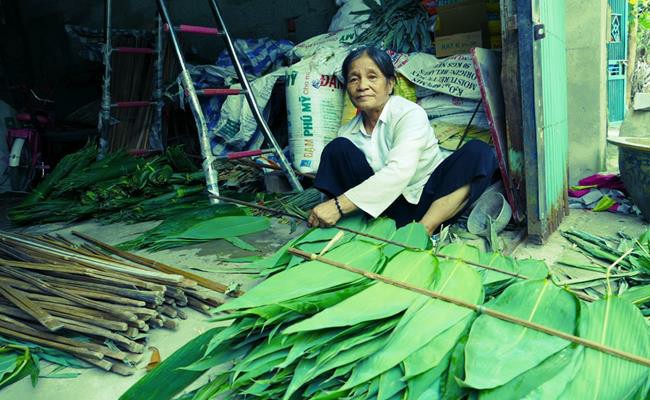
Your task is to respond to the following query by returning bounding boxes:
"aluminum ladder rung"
[194,88,245,96]
[163,23,220,35]
[156,0,304,201]
[215,148,276,161]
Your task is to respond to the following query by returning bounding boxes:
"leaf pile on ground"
[121,218,650,400]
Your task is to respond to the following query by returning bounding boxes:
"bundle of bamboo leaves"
[353,0,433,53]
[8,145,266,226]
[0,230,234,385]
[559,228,650,316]
[121,218,650,400]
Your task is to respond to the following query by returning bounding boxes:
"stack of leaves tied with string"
[352,0,433,53]
[121,217,650,400]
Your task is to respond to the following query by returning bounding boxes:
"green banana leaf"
[119,327,224,400]
[216,241,383,312]
[405,351,451,400]
[357,218,397,245]
[283,334,390,400]
[479,346,579,400]
[519,346,584,399]
[559,297,650,400]
[223,236,258,251]
[377,366,405,400]
[516,258,550,280]
[620,284,650,305]
[343,252,484,389]
[169,215,269,240]
[283,250,437,333]
[464,279,580,389]
[383,222,431,259]
[441,333,468,400]
[402,314,471,379]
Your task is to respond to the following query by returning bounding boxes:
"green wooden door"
[607,0,628,124]
[518,0,570,243]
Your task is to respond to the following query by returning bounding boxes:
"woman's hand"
[308,199,342,228]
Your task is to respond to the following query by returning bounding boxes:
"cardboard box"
[435,0,491,57]
[435,31,483,57]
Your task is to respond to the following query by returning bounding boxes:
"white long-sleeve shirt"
[340,96,446,218]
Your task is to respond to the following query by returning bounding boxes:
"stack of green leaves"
[353,0,433,53]
[121,219,649,400]
[116,204,270,252]
[560,228,650,315]
[18,143,98,207]
[50,150,145,197]
[9,145,224,226]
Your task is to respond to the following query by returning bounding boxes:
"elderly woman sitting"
[308,46,498,235]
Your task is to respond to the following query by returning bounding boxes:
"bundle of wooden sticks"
[0,231,230,375]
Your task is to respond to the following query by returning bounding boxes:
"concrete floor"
[0,198,647,399]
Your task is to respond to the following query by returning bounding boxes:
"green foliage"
[121,222,650,400]
[353,0,433,53]
[116,204,248,251]
[560,297,650,400]
[0,345,37,390]
[464,279,580,389]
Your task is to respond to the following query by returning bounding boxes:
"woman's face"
[346,54,395,116]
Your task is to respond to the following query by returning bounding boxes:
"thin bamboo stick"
[184,290,222,308]
[0,284,63,331]
[0,305,140,360]
[212,195,597,302]
[0,267,138,321]
[77,356,113,372]
[56,317,135,354]
[0,256,167,291]
[0,233,185,283]
[125,327,139,338]
[49,288,147,307]
[162,319,178,329]
[0,242,38,262]
[187,297,211,315]
[0,275,162,306]
[160,305,177,318]
[288,248,650,368]
[72,231,237,296]
[0,317,104,360]
[31,301,130,332]
[110,363,136,376]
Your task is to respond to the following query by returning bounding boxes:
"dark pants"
[314,137,499,228]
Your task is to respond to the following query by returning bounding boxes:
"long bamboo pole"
[210,195,597,301]
[288,248,650,368]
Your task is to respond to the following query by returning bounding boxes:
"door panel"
[607,0,628,123]
[517,0,569,243]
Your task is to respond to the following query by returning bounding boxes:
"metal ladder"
[99,0,164,155]
[156,0,303,204]
[100,0,303,204]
